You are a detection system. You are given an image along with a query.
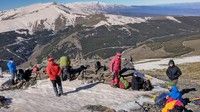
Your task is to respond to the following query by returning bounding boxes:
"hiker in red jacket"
[109,53,122,87]
[46,58,63,97]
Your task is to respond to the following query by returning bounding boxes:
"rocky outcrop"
[81,105,116,112]
[0,96,11,109]
[0,77,37,91]
[54,14,67,31]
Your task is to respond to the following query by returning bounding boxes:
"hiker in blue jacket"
[7,58,17,85]
[167,85,182,100]
[166,82,188,106]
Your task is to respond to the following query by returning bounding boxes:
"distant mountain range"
[65,2,200,16]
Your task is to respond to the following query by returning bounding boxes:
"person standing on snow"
[0,66,2,78]
[58,56,71,81]
[166,60,182,84]
[0,59,3,78]
[46,58,63,97]
[109,53,122,87]
[7,58,17,85]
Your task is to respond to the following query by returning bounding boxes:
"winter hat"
[116,53,122,57]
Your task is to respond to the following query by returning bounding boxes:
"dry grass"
[184,39,200,50]
[143,62,200,85]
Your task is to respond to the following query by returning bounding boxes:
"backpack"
[143,79,153,91]
[131,75,144,90]
[59,56,71,67]
[119,77,129,89]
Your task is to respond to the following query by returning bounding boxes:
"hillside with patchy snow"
[0,2,183,34]
[0,2,200,69]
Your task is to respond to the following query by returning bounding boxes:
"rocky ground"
[0,56,200,112]
[0,73,166,112]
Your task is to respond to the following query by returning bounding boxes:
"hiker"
[58,56,71,81]
[46,58,63,97]
[7,58,17,85]
[32,64,41,79]
[130,56,133,63]
[131,70,145,90]
[0,59,3,78]
[17,69,24,81]
[162,82,187,112]
[131,70,153,91]
[109,53,122,87]
[0,66,2,78]
[23,68,32,81]
[166,60,182,84]
[95,61,107,74]
[167,83,182,100]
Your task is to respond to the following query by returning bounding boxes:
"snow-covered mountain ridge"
[0,2,181,34]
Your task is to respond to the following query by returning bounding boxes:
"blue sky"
[1,0,200,11]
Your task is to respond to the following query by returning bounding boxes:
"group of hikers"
[0,53,196,112]
[109,53,191,112]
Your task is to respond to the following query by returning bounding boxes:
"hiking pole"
[135,101,148,112]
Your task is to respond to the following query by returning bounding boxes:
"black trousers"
[51,77,63,96]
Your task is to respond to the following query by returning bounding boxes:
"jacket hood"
[168,60,175,66]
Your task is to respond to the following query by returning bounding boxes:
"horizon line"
[0,1,200,11]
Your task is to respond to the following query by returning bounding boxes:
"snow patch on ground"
[93,21,110,27]
[0,73,166,112]
[105,14,146,26]
[15,37,25,42]
[93,14,147,27]
[166,16,181,23]
[135,56,200,70]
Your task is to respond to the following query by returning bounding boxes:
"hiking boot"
[56,93,61,97]
[58,86,63,95]
[53,87,59,96]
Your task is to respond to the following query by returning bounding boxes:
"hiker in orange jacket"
[46,58,63,97]
[109,53,122,87]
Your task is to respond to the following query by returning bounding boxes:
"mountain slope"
[0,2,200,68]
[0,3,78,34]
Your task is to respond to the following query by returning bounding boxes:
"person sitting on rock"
[109,53,122,87]
[32,64,41,80]
[162,82,188,112]
[166,60,182,84]
[46,58,63,97]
